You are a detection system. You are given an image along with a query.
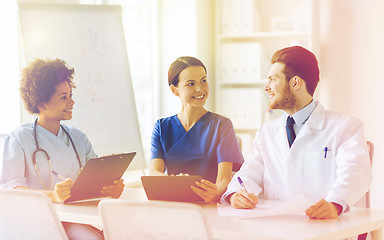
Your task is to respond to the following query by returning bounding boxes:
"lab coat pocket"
[303,149,335,194]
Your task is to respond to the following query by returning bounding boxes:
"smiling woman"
[0,58,126,240]
[20,59,75,118]
[149,56,244,203]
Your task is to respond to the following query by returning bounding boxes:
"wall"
[0,1,20,134]
[120,0,154,162]
[156,0,214,118]
[318,0,384,209]
[368,0,384,209]
[0,1,21,162]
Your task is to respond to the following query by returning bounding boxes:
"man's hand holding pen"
[229,177,258,209]
[230,189,258,209]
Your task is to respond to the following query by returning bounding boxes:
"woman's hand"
[101,179,125,198]
[191,179,220,203]
[52,178,74,203]
[173,173,189,176]
[191,162,234,203]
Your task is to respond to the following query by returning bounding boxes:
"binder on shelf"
[220,88,264,129]
[220,42,261,83]
[220,0,260,34]
[220,0,232,34]
[271,17,298,32]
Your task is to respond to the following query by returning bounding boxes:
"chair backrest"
[356,143,374,240]
[354,141,374,208]
[236,135,242,151]
[99,199,213,240]
[366,141,374,208]
[367,141,374,165]
[0,189,68,240]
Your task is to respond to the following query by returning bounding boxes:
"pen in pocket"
[324,147,329,158]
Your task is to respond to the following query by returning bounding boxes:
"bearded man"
[221,46,372,220]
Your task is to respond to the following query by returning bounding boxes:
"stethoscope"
[32,118,82,190]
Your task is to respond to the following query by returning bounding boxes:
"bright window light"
[0,1,20,134]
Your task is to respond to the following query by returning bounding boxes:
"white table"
[54,188,147,228]
[205,206,384,240]
[54,188,384,240]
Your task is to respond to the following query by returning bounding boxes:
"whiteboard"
[19,4,145,170]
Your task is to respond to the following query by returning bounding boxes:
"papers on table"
[217,195,312,219]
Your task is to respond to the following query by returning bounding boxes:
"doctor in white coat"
[221,46,372,219]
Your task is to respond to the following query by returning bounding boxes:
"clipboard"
[141,175,204,202]
[64,152,136,203]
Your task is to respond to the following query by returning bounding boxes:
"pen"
[237,177,248,192]
[51,170,66,181]
[324,147,328,158]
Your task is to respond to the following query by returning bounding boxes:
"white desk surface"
[54,188,147,227]
[55,188,384,240]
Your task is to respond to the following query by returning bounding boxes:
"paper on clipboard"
[217,195,312,218]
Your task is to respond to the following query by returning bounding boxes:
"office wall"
[156,0,214,119]
[317,0,384,209]
[120,0,154,161]
[369,0,384,208]
[0,2,20,134]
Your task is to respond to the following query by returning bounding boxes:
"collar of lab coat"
[274,102,326,147]
[304,102,326,130]
[277,101,325,130]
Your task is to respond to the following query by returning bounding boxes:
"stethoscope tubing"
[32,118,82,189]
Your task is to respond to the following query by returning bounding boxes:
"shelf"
[219,31,309,40]
[215,0,317,154]
[220,80,268,88]
[234,129,257,134]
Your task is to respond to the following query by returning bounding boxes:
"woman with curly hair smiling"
[0,58,123,240]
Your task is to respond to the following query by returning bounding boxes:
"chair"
[0,189,68,240]
[236,135,242,152]
[99,199,213,240]
[366,141,374,208]
[354,141,374,208]
[357,141,374,240]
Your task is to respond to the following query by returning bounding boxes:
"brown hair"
[271,46,319,96]
[20,58,75,114]
[168,56,207,86]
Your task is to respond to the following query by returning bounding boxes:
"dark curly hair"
[20,58,75,114]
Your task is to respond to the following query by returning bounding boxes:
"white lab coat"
[222,103,372,209]
[0,122,96,190]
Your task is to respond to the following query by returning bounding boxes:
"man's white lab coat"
[222,103,372,210]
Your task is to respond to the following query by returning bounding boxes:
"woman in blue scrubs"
[0,59,124,240]
[150,56,244,202]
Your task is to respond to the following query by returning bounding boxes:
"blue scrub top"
[151,112,244,182]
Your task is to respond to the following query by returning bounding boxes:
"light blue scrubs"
[0,122,96,190]
[151,112,244,183]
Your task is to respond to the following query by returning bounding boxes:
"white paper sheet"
[217,195,312,218]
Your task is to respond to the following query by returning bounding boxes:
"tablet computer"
[64,152,136,203]
[141,175,204,202]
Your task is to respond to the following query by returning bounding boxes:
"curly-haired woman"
[0,58,123,239]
